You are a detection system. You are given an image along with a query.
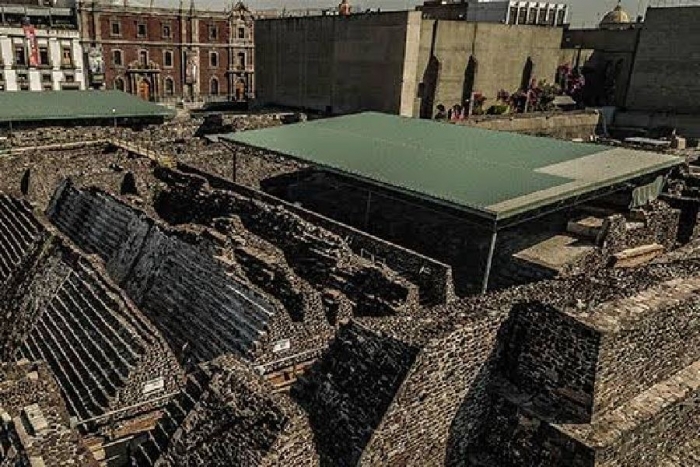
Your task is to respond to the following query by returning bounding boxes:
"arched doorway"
[138,78,151,101]
[235,79,246,101]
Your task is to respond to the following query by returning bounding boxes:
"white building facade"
[467,1,568,26]
[0,6,85,91]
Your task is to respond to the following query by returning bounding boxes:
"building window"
[14,45,26,66]
[557,9,566,25]
[209,25,217,40]
[164,50,173,68]
[162,24,171,38]
[115,77,125,91]
[39,46,49,66]
[164,77,174,96]
[64,73,75,83]
[113,50,123,66]
[137,23,147,37]
[527,7,537,24]
[238,27,245,39]
[139,50,148,68]
[538,8,547,24]
[111,20,121,36]
[41,72,52,83]
[209,51,218,67]
[508,7,518,24]
[517,7,527,24]
[61,47,72,67]
[548,8,556,25]
[237,52,245,69]
[210,77,219,95]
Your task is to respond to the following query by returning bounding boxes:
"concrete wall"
[563,27,640,107]
[457,110,600,139]
[255,12,418,116]
[414,20,565,117]
[626,7,700,113]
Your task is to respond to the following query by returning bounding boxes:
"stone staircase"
[132,370,210,466]
[0,195,42,286]
[48,183,134,260]
[48,181,277,365]
[19,262,156,421]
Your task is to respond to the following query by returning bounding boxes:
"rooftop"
[0,91,174,123]
[219,112,681,223]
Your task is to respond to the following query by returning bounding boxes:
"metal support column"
[481,228,498,294]
[364,190,373,230]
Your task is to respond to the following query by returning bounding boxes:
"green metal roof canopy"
[0,90,174,123]
[220,112,681,222]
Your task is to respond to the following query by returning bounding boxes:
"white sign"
[142,377,165,395]
[273,339,291,353]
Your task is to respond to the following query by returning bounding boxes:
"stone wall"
[255,12,417,116]
[456,110,601,140]
[497,303,600,422]
[585,277,700,416]
[415,20,566,118]
[290,323,420,467]
[360,312,504,466]
[180,164,455,305]
[47,180,280,364]
[625,7,700,114]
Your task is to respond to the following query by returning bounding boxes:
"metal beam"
[481,228,498,294]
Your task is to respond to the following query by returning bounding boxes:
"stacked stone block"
[473,275,700,465]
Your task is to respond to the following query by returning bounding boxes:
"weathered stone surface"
[0,361,98,466]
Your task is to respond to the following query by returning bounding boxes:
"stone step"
[566,216,605,241]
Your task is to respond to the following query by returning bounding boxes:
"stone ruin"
[0,360,97,466]
[1,120,700,465]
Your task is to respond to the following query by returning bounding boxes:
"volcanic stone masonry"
[0,361,97,466]
[0,192,184,460]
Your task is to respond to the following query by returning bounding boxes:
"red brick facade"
[78,1,254,102]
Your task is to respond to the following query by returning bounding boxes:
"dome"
[600,2,631,28]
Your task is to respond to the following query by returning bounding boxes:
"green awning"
[0,90,174,123]
[219,112,682,222]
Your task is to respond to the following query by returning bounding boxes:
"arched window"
[237,52,246,69]
[210,77,219,96]
[164,77,174,96]
[114,77,125,91]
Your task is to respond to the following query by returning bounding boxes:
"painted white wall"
[0,26,85,92]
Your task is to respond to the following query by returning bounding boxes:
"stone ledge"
[556,359,700,448]
[567,276,700,332]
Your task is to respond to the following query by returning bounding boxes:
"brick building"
[77,0,254,102]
